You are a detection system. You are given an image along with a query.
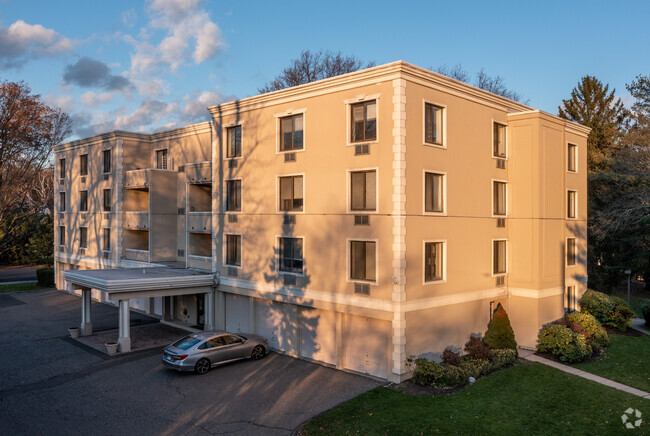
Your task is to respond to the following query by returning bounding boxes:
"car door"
[201,336,228,364]
[222,334,247,360]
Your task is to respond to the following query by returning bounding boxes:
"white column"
[215,290,226,330]
[80,288,92,336]
[204,290,215,330]
[118,299,131,352]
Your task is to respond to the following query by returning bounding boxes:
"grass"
[629,297,650,318]
[576,334,650,393]
[300,363,649,435]
[0,282,45,293]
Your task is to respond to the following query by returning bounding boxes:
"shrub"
[413,358,468,388]
[483,303,517,350]
[642,304,650,326]
[537,324,592,362]
[459,358,491,379]
[579,290,635,331]
[442,348,461,366]
[464,336,493,361]
[490,349,518,370]
[438,364,468,388]
[565,312,609,350]
[36,267,55,287]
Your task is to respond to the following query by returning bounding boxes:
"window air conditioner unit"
[177,208,185,215]
[496,159,506,169]
[496,276,505,286]
[354,215,370,226]
[58,246,65,253]
[354,283,370,295]
[228,267,238,277]
[283,214,296,224]
[103,174,109,181]
[284,152,296,162]
[59,179,64,186]
[497,218,506,228]
[283,274,296,286]
[228,160,238,168]
[228,214,238,223]
[178,165,185,173]
[177,249,185,257]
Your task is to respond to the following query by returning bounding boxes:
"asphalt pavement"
[0,264,40,283]
[0,289,381,435]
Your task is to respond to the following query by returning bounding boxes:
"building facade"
[54,61,589,382]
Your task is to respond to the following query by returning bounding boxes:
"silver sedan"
[162,330,268,374]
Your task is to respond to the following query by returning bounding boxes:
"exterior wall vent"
[178,165,185,173]
[497,218,506,227]
[354,283,370,295]
[283,214,296,224]
[178,208,185,215]
[228,267,238,277]
[284,153,296,162]
[228,159,238,168]
[496,276,505,287]
[228,214,238,223]
[283,274,296,286]
[496,159,506,169]
[177,249,185,257]
[354,215,370,226]
[354,144,370,155]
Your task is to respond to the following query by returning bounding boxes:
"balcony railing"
[188,212,211,232]
[125,169,150,189]
[124,248,149,262]
[123,211,149,230]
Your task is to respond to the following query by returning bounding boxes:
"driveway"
[0,289,381,435]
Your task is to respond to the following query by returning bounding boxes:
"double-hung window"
[80,154,88,176]
[424,103,444,146]
[493,122,506,158]
[350,240,376,282]
[59,158,66,179]
[279,175,303,212]
[567,190,577,219]
[424,241,444,282]
[425,172,445,213]
[567,238,576,266]
[279,237,303,274]
[103,228,111,251]
[351,100,377,142]
[227,125,242,158]
[493,181,507,216]
[103,189,111,212]
[225,234,241,266]
[79,227,88,249]
[102,150,111,173]
[567,143,577,172]
[493,240,507,275]
[59,192,66,212]
[156,149,168,169]
[226,180,241,212]
[79,191,88,212]
[59,226,65,246]
[280,114,303,151]
[350,170,376,211]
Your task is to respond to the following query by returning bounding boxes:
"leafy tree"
[259,50,375,93]
[558,76,627,173]
[434,64,526,102]
[0,80,71,262]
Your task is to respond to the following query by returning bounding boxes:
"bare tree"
[259,50,375,93]
[432,64,526,103]
[434,64,470,83]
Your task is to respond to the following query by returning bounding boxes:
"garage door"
[256,300,297,353]
[299,307,336,366]
[344,315,389,379]
[225,294,250,333]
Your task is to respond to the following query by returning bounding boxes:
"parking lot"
[0,289,381,435]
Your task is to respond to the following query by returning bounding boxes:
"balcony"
[124,249,149,262]
[188,212,211,232]
[125,169,150,189]
[124,212,149,230]
[185,161,211,183]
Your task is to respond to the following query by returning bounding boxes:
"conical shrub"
[483,303,517,350]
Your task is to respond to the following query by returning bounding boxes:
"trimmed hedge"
[564,312,609,350]
[643,304,650,326]
[483,303,517,350]
[537,324,592,362]
[579,290,635,331]
[36,267,55,287]
[490,349,518,370]
[464,336,493,361]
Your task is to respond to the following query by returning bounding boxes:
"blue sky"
[1,0,648,139]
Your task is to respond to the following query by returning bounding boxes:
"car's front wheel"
[195,358,210,375]
[251,345,265,360]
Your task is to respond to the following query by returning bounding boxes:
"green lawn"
[576,334,650,392]
[0,282,44,293]
[300,363,649,435]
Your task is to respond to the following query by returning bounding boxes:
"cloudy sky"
[1,0,649,140]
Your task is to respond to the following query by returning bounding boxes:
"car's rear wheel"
[195,358,210,375]
[251,345,265,360]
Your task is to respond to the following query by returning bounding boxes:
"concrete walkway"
[517,348,650,400]
[631,318,650,335]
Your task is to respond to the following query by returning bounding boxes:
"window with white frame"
[59,158,65,179]
[103,228,111,251]
[425,172,445,213]
[567,190,577,219]
[350,170,376,211]
[351,100,377,142]
[227,125,242,158]
[80,154,88,176]
[567,238,576,266]
[424,241,444,282]
[79,227,88,249]
[566,285,577,312]
[567,143,577,172]
[59,192,66,212]
[280,114,303,151]
[493,240,507,275]
[493,122,506,158]
[59,226,65,246]
[103,189,111,212]
[79,190,88,212]
[156,149,168,169]
[279,237,303,274]
[225,234,241,266]
[350,240,376,282]
[279,175,303,212]
[424,103,444,146]
[493,181,507,216]
[226,180,241,212]
[102,149,111,173]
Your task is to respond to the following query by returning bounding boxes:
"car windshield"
[172,337,201,350]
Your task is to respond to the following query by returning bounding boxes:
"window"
[280,114,303,151]
[226,125,241,158]
[279,237,303,274]
[79,191,88,212]
[566,285,577,312]
[567,143,577,172]
[424,103,443,145]
[350,170,376,211]
[102,149,111,173]
[79,227,88,249]
[350,240,376,282]
[80,154,88,176]
[156,149,168,169]
[567,238,576,266]
[59,192,66,212]
[226,234,241,266]
[425,172,445,213]
[59,226,65,246]
[279,175,303,212]
[351,100,377,142]
[425,241,444,282]
[493,240,507,275]
[59,158,65,179]
[493,181,507,216]
[103,228,111,251]
[103,189,111,212]
[567,190,577,219]
[493,122,506,158]
[226,180,241,212]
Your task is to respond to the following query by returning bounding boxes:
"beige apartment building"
[54,61,588,382]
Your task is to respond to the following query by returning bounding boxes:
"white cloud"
[122,9,137,28]
[80,91,113,107]
[45,94,75,112]
[0,20,75,68]
[182,90,224,118]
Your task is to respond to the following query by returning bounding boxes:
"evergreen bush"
[537,324,592,362]
[490,349,518,370]
[483,303,517,350]
[564,312,609,350]
[36,267,54,287]
[579,290,635,331]
[464,336,493,361]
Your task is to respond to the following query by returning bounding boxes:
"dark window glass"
[424,103,443,145]
[350,240,376,281]
[59,158,66,179]
[350,170,376,211]
[227,126,242,158]
[103,228,111,251]
[226,180,241,211]
[103,189,111,212]
[59,192,66,212]
[226,234,241,266]
[59,226,65,246]
[279,237,303,273]
[79,227,88,248]
[156,149,168,169]
[493,123,506,158]
[279,176,303,211]
[80,154,88,176]
[102,150,111,173]
[493,240,507,275]
[351,100,377,142]
[79,191,88,212]
[425,242,444,282]
[172,337,201,350]
[493,181,506,216]
[280,114,304,151]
